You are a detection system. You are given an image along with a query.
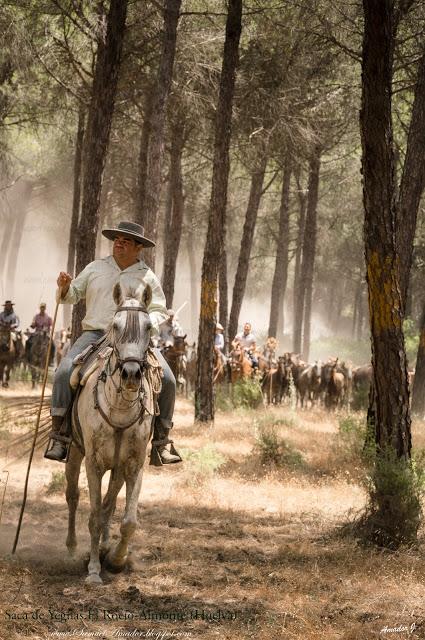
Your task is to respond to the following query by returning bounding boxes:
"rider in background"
[0,300,20,351]
[232,322,259,370]
[215,322,227,365]
[28,303,54,364]
[159,309,185,349]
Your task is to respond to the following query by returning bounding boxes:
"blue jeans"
[51,330,175,423]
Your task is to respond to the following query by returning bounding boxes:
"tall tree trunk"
[228,154,267,342]
[5,180,33,297]
[161,117,185,306]
[67,104,86,278]
[219,249,228,346]
[136,0,182,269]
[397,51,425,311]
[293,148,320,360]
[361,0,411,459]
[292,168,307,352]
[268,153,292,339]
[72,0,128,343]
[195,0,242,422]
[356,284,365,341]
[186,215,198,339]
[411,299,425,416]
[64,104,85,330]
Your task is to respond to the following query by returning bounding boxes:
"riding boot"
[44,415,67,461]
[150,417,182,466]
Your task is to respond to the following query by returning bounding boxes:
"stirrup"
[44,432,72,463]
[149,439,182,466]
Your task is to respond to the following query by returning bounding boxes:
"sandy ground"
[0,387,425,640]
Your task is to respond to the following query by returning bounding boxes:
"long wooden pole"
[12,294,61,553]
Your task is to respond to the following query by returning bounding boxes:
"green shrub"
[179,445,226,488]
[231,378,263,409]
[361,447,425,548]
[254,425,304,469]
[46,470,66,495]
[215,378,263,410]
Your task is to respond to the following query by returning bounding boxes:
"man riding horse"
[159,310,187,388]
[0,300,19,386]
[45,220,182,466]
[26,303,55,365]
[232,322,259,370]
[0,300,20,345]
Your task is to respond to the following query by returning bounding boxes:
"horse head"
[111,282,152,392]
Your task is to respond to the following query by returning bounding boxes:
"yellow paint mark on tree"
[367,251,402,334]
[200,278,217,320]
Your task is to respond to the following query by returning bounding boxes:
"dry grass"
[0,393,425,639]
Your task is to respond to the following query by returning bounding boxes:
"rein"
[93,304,149,431]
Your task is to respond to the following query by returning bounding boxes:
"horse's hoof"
[85,573,103,585]
[104,553,126,574]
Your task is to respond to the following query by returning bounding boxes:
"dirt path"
[0,394,425,639]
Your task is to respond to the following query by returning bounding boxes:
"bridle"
[93,304,151,430]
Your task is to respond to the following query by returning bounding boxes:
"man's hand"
[57,272,72,297]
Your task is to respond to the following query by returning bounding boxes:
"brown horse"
[28,330,50,388]
[0,327,15,387]
[162,335,187,393]
[228,346,252,383]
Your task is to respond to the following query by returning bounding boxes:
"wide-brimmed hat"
[3,300,14,306]
[102,221,155,248]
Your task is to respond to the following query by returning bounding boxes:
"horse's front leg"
[65,446,84,555]
[100,469,125,555]
[105,466,144,572]
[85,461,103,584]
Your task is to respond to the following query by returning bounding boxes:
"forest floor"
[0,383,425,640]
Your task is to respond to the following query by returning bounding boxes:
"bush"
[215,378,263,410]
[231,378,263,409]
[361,448,425,549]
[46,470,66,495]
[254,424,304,469]
[179,445,226,488]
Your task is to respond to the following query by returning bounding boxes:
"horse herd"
[0,324,377,411]
[161,337,375,411]
[0,327,70,388]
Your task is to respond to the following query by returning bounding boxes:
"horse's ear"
[113,283,123,307]
[142,284,152,308]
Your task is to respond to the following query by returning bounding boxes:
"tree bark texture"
[361,0,411,457]
[397,52,425,310]
[301,150,321,362]
[136,0,182,269]
[228,154,267,342]
[268,154,292,339]
[219,249,228,344]
[292,169,307,353]
[72,0,128,342]
[67,104,86,278]
[186,219,198,339]
[161,116,185,307]
[411,299,425,416]
[195,0,242,422]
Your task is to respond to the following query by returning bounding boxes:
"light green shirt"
[57,255,167,334]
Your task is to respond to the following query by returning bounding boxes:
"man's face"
[4,304,12,313]
[112,235,141,262]
[40,306,46,314]
[243,323,251,335]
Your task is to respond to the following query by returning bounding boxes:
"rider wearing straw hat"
[46,221,182,466]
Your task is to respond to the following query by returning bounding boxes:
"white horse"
[65,282,156,584]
